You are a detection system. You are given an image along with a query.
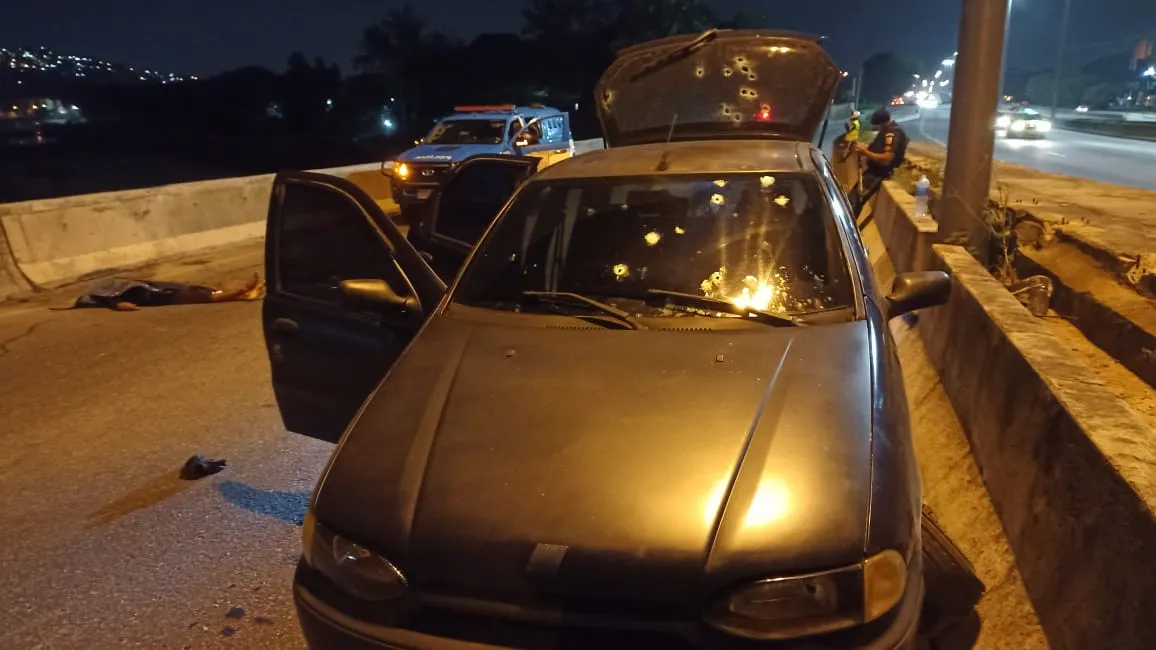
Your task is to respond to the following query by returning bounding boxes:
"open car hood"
[595,30,842,147]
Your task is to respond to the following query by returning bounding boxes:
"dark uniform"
[848,109,908,217]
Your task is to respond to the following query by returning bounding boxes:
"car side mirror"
[886,271,951,320]
[340,279,420,313]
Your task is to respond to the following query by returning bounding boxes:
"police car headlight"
[1010,120,1026,132]
[302,512,408,601]
[395,162,410,179]
[995,115,1011,129]
[1034,120,1051,132]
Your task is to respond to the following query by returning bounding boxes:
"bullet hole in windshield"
[612,264,630,280]
[774,195,791,207]
[760,176,776,188]
[674,226,686,235]
[644,231,662,246]
[720,103,732,116]
[695,66,705,78]
[713,179,727,187]
[739,88,758,99]
[723,67,734,77]
[710,193,726,206]
[747,73,758,81]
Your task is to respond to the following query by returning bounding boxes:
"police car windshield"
[452,173,855,320]
[425,119,507,145]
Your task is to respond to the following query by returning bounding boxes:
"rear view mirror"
[886,271,951,320]
[340,279,420,313]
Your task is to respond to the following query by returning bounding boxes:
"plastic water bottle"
[914,175,931,218]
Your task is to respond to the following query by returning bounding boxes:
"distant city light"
[935,70,943,79]
[942,59,955,67]
[1143,66,1156,78]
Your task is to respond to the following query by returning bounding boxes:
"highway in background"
[913,106,1156,191]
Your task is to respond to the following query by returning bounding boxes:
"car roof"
[533,139,819,181]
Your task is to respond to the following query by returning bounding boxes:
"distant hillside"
[1,46,196,97]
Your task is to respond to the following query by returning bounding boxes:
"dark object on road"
[265,30,965,649]
[225,606,245,620]
[179,455,227,480]
[63,274,265,311]
[919,505,987,643]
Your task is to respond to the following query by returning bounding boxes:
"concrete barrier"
[869,180,938,274]
[868,183,1156,650]
[0,140,606,292]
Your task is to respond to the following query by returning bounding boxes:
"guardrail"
[865,181,1156,650]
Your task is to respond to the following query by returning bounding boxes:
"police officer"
[849,107,908,217]
[845,110,861,144]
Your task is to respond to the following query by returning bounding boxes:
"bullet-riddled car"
[263,30,970,649]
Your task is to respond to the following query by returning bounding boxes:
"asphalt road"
[0,234,1044,649]
[913,106,1156,191]
[0,243,317,649]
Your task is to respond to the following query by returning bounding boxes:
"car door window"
[432,162,528,246]
[278,181,412,308]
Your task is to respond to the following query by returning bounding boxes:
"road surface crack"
[0,319,54,360]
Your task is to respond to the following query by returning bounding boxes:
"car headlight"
[1010,120,1026,131]
[1033,120,1052,132]
[703,549,908,640]
[395,162,410,180]
[995,115,1011,129]
[302,511,408,601]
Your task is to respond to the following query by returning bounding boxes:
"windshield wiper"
[627,29,721,83]
[646,289,801,328]
[522,291,647,330]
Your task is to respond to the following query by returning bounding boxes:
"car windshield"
[451,172,855,321]
[425,119,507,145]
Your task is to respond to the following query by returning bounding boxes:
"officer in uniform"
[848,108,908,217]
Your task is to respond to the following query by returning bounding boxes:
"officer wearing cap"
[849,108,908,217]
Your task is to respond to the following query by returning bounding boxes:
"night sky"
[2,0,1153,76]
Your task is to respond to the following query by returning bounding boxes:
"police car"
[388,104,574,215]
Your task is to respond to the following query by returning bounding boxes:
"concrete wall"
[870,183,1156,650]
[0,140,606,292]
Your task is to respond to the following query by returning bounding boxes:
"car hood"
[314,316,875,604]
[399,143,507,163]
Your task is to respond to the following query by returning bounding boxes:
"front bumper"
[293,556,924,650]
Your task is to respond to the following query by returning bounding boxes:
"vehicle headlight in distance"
[704,549,908,640]
[995,115,1012,129]
[302,511,409,601]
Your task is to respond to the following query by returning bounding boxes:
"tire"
[919,504,986,640]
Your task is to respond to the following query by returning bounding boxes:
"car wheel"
[919,504,985,641]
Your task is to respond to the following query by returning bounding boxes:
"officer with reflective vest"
[849,108,908,217]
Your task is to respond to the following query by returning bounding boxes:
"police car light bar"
[454,105,517,113]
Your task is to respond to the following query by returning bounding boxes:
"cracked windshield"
[1,0,1151,649]
[454,173,853,321]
